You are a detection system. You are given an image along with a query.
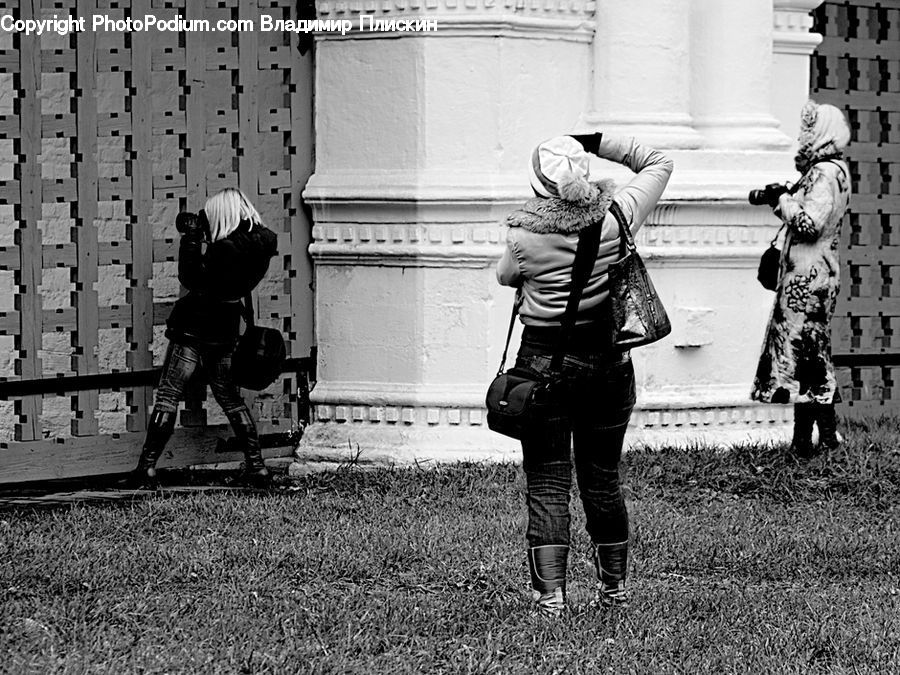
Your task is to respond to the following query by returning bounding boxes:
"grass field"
[2,417,900,674]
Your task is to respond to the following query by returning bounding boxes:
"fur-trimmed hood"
[505,174,617,235]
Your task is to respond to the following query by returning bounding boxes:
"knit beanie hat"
[528,135,593,199]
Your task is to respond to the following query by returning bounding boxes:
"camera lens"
[748,190,766,205]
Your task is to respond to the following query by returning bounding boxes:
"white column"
[300,1,596,465]
[771,0,826,141]
[579,0,702,149]
[690,0,793,149]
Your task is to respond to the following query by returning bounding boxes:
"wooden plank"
[813,90,900,108]
[14,0,43,442]
[126,0,154,433]
[41,178,78,202]
[39,242,135,268]
[152,238,179,262]
[0,115,18,138]
[845,246,900,266]
[0,246,18,271]
[40,305,134,333]
[815,37,887,60]
[0,427,294,484]
[846,194,900,214]
[97,112,130,137]
[184,0,207,209]
[237,0,260,200]
[72,2,100,436]
[848,143,900,163]
[289,17,315,360]
[0,310,18,336]
[41,113,77,137]
[98,176,133,200]
[174,4,209,431]
[99,240,132,265]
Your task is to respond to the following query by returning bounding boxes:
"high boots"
[226,408,271,487]
[815,403,841,451]
[129,410,176,488]
[592,540,628,607]
[790,403,816,457]
[528,545,568,616]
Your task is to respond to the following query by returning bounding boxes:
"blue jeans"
[153,341,246,416]
[515,326,636,548]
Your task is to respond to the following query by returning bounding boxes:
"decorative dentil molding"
[312,402,792,430]
[309,207,784,268]
[318,0,596,18]
[315,0,596,41]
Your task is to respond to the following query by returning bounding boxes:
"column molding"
[770,0,824,139]
[315,0,597,42]
[773,0,825,55]
[578,0,702,149]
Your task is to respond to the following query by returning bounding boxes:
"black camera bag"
[232,293,286,391]
[486,225,601,439]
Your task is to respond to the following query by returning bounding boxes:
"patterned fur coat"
[752,101,852,405]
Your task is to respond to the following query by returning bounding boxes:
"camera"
[748,183,790,207]
[175,210,211,241]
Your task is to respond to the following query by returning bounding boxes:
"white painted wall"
[301,0,826,465]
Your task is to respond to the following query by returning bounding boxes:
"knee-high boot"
[592,540,628,607]
[791,403,816,457]
[528,545,568,616]
[130,410,176,488]
[815,403,841,451]
[226,408,270,487]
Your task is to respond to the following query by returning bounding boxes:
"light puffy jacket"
[496,134,673,326]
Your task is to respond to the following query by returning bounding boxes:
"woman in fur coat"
[751,101,852,456]
[496,133,673,614]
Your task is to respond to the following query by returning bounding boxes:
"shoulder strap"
[242,293,255,328]
[608,201,635,258]
[823,157,849,182]
[496,203,615,375]
[549,224,603,371]
[496,290,521,376]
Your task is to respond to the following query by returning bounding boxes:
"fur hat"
[528,136,594,200]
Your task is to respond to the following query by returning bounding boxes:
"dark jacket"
[166,220,278,348]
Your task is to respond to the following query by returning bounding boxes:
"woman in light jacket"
[751,101,852,456]
[497,132,673,613]
[130,188,278,488]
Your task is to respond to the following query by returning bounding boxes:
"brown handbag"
[606,202,672,349]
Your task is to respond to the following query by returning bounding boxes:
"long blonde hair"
[204,188,263,242]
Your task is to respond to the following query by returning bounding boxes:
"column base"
[576,112,704,150]
[295,388,794,467]
[692,114,794,150]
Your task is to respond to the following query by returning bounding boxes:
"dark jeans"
[515,326,636,549]
[153,341,247,416]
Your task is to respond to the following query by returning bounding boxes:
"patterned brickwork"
[0,0,313,479]
[812,0,900,416]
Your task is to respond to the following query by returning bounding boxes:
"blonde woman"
[130,188,278,487]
